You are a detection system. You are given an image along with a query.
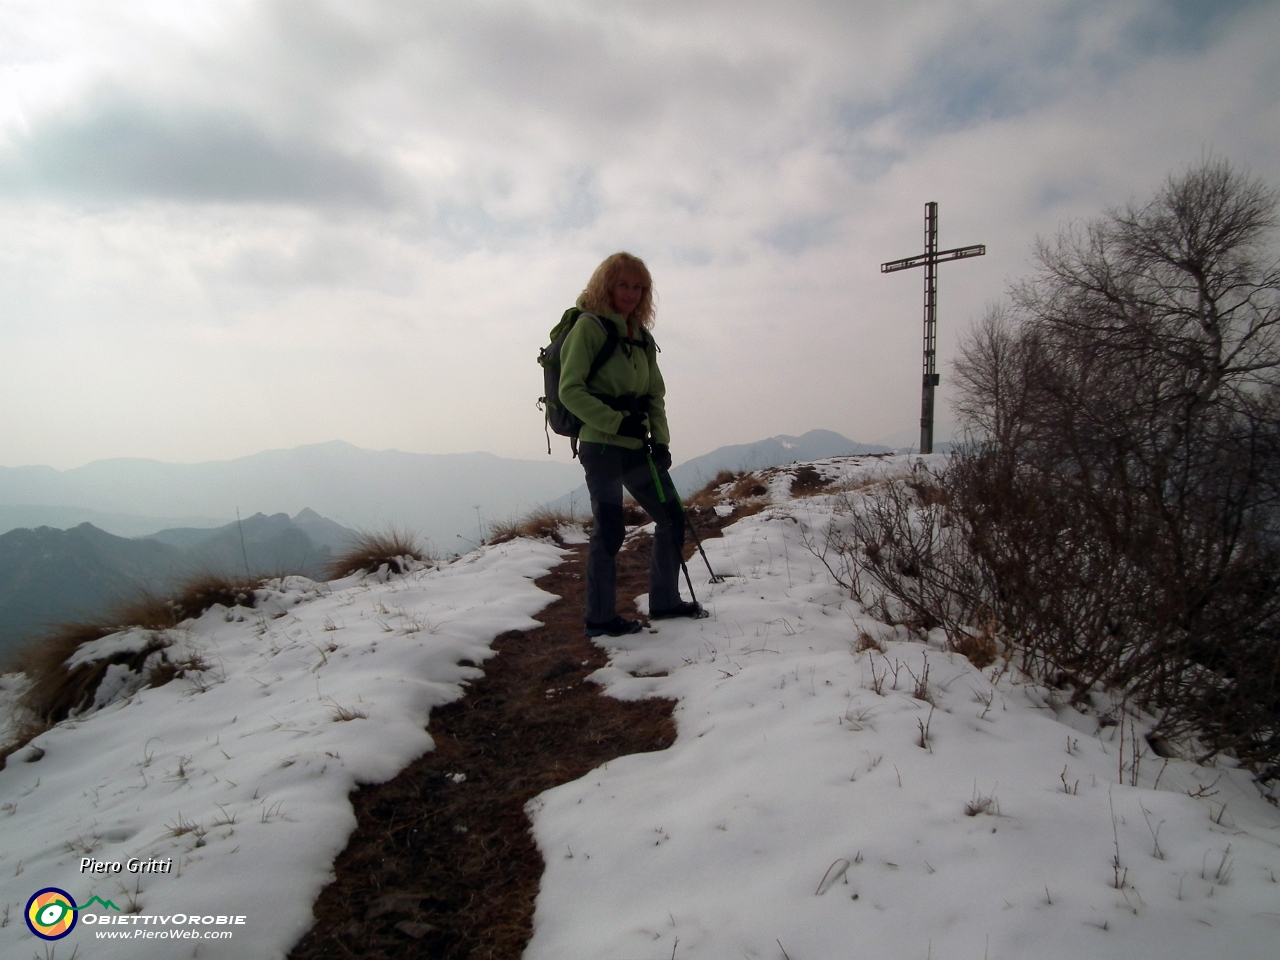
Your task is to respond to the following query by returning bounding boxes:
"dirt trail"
[288,533,678,959]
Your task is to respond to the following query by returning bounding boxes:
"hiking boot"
[584,616,644,638]
[649,602,709,620]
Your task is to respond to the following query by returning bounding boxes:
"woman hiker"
[559,252,708,637]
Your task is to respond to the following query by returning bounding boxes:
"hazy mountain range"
[0,441,582,547]
[0,434,892,545]
[0,431,892,659]
[0,510,357,663]
[667,429,892,493]
[547,429,890,512]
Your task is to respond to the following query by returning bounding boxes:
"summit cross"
[881,202,985,454]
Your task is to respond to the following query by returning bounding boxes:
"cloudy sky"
[1,0,1277,470]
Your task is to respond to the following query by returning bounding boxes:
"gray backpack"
[537,308,620,453]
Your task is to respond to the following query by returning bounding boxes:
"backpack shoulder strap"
[621,327,656,352]
[584,313,621,386]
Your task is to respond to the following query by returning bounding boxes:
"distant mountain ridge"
[666,429,891,495]
[0,441,582,546]
[545,429,891,513]
[0,505,228,539]
[0,509,358,662]
[0,433,890,556]
[0,523,180,660]
[146,507,354,554]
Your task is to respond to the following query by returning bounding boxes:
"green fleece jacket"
[558,304,670,450]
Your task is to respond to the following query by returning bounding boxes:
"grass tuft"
[948,629,999,669]
[325,528,431,580]
[488,507,584,546]
[163,813,206,841]
[965,781,1001,816]
[331,704,369,722]
[6,573,260,737]
[686,470,741,508]
[730,475,769,499]
[855,630,885,654]
[147,652,212,690]
[787,464,831,498]
[153,572,259,625]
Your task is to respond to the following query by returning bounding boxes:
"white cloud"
[0,0,1277,469]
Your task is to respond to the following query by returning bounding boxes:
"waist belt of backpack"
[574,393,649,458]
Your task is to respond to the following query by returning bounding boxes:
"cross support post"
[881,202,985,454]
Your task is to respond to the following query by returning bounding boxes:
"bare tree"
[953,305,1048,451]
[860,161,1280,778]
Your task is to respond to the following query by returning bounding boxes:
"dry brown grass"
[9,572,261,729]
[620,499,650,526]
[730,475,768,499]
[787,464,833,498]
[686,470,741,508]
[827,476,888,496]
[685,469,772,513]
[488,507,584,546]
[855,630,886,654]
[326,529,431,580]
[948,622,1001,669]
[487,492,712,550]
[155,572,259,624]
[906,475,949,506]
[14,621,159,724]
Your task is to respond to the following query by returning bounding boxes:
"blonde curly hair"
[579,252,656,329]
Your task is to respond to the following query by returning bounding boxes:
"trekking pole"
[640,450,701,604]
[645,449,725,585]
[672,486,726,584]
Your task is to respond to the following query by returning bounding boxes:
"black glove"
[650,442,672,471]
[616,412,647,440]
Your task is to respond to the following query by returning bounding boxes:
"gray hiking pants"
[579,442,686,624]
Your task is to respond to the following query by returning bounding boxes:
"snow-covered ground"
[528,456,1280,959]
[2,455,1278,959]
[0,539,564,958]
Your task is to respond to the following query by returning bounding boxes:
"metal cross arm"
[880,202,986,454]
[881,244,986,273]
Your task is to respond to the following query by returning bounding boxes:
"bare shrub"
[834,160,1280,781]
[810,462,987,643]
[326,528,430,579]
